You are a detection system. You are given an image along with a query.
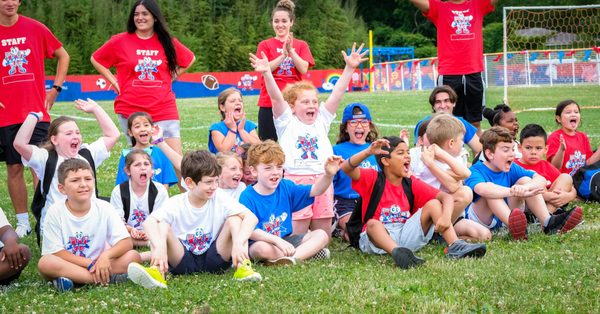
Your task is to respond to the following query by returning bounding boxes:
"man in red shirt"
[410,0,498,135]
[0,0,70,237]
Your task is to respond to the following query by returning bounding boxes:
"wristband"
[347,156,358,168]
[152,137,164,145]
[87,259,96,271]
[28,112,41,122]
[228,128,236,134]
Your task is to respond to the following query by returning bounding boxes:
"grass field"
[1,85,599,313]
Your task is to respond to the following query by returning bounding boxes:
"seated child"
[239,141,342,265]
[0,207,31,285]
[239,143,257,186]
[216,152,246,199]
[128,150,261,289]
[342,137,487,269]
[110,149,169,248]
[465,127,583,240]
[515,124,577,213]
[208,88,260,154]
[115,112,178,189]
[410,114,491,241]
[38,159,140,292]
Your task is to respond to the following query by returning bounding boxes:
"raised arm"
[46,47,70,111]
[250,52,288,119]
[323,43,368,114]
[342,138,390,181]
[467,135,483,156]
[310,156,343,197]
[74,98,120,151]
[91,56,120,95]
[409,0,429,12]
[153,125,182,172]
[13,112,43,161]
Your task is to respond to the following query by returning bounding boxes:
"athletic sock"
[543,216,550,227]
[16,213,30,227]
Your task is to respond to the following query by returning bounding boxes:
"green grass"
[1,85,600,313]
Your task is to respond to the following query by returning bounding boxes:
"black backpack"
[31,148,99,246]
[572,160,600,202]
[119,180,158,222]
[346,172,414,249]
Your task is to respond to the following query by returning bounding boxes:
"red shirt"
[0,16,62,127]
[425,0,494,75]
[352,168,440,231]
[256,37,314,108]
[92,32,194,121]
[547,129,593,175]
[514,159,560,188]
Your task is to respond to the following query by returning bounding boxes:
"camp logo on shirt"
[130,208,147,228]
[262,212,288,237]
[296,133,319,160]
[185,228,211,255]
[135,57,162,80]
[2,46,31,75]
[566,150,586,176]
[450,9,475,40]
[379,205,410,224]
[277,56,294,75]
[66,232,91,257]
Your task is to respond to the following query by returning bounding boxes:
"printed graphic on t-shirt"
[2,45,34,84]
[133,50,163,88]
[262,212,288,237]
[184,228,211,255]
[360,159,378,170]
[450,9,475,40]
[379,205,410,224]
[66,232,91,257]
[277,57,294,75]
[566,150,586,176]
[129,207,147,229]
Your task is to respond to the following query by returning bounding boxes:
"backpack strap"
[119,181,131,221]
[78,148,99,197]
[401,177,414,212]
[42,150,59,198]
[362,171,387,223]
[148,182,158,213]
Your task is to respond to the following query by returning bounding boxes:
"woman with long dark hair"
[91,0,195,155]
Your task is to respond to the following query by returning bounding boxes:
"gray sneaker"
[109,273,129,284]
[445,239,486,259]
[391,247,425,269]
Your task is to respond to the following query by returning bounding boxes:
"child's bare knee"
[479,229,492,241]
[453,187,473,207]
[516,176,532,184]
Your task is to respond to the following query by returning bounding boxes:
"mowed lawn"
[0,85,599,313]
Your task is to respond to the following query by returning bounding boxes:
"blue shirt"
[115,146,178,186]
[239,179,313,238]
[414,115,477,145]
[208,120,257,154]
[465,162,535,203]
[332,142,379,199]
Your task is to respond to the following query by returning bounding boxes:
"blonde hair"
[272,0,295,21]
[216,151,243,168]
[217,87,243,120]
[282,81,317,107]
[426,113,466,146]
[247,140,285,167]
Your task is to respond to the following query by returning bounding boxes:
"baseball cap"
[341,102,372,123]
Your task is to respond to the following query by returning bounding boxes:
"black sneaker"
[391,247,425,269]
[445,239,487,259]
[543,206,583,234]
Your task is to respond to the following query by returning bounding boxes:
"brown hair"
[43,116,77,151]
[127,112,153,147]
[480,126,514,161]
[246,140,285,167]
[555,99,580,124]
[282,81,317,107]
[272,0,295,21]
[217,87,243,120]
[336,106,379,144]
[428,85,457,112]
[125,149,153,172]
[426,113,466,146]
[181,150,221,183]
[57,158,93,184]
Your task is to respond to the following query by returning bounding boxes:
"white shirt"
[110,181,169,230]
[274,104,335,175]
[0,208,9,248]
[149,189,249,255]
[410,147,468,192]
[41,199,130,260]
[219,183,246,200]
[24,138,110,225]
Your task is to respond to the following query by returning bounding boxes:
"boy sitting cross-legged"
[38,159,141,292]
[128,150,261,289]
[465,126,583,240]
[343,137,487,269]
[239,141,343,265]
[0,207,31,285]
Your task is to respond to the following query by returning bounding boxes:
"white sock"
[543,216,551,227]
[16,213,30,227]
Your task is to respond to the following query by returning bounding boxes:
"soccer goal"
[502,5,600,103]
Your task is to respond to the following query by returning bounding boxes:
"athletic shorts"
[285,173,334,220]
[248,233,304,249]
[359,209,434,254]
[118,115,181,145]
[438,72,485,123]
[334,196,357,219]
[0,122,49,165]
[258,107,278,141]
[465,203,503,230]
[169,240,231,275]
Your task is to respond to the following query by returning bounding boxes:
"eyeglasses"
[347,119,370,127]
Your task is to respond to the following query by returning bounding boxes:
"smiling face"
[219,157,243,189]
[346,119,371,145]
[291,89,319,124]
[186,175,219,205]
[252,162,284,194]
[382,142,411,178]
[242,165,257,185]
[128,116,153,148]
[498,111,519,138]
[58,169,95,204]
[52,121,82,158]
[272,10,293,40]
[134,4,155,33]
[219,91,244,121]
[433,92,456,114]
[557,103,580,134]
[125,153,153,188]
[0,0,20,19]
[485,141,515,172]
[519,136,547,165]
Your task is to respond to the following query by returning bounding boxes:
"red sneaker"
[508,208,528,240]
[560,206,583,234]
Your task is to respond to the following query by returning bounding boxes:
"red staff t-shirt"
[0,16,62,127]
[92,32,194,121]
[425,0,494,75]
[256,37,314,108]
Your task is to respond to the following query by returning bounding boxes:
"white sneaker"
[15,223,31,238]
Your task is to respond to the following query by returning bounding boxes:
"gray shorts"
[359,209,434,254]
[117,114,181,144]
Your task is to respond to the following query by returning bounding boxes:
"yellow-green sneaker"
[127,262,167,289]
[233,259,262,282]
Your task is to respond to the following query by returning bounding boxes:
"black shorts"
[169,239,231,275]
[438,73,485,123]
[334,196,357,219]
[258,107,278,141]
[0,122,49,164]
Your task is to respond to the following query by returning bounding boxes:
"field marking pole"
[503,7,508,104]
[369,30,374,92]
[597,53,600,86]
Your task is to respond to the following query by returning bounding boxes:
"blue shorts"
[334,196,357,219]
[169,240,231,275]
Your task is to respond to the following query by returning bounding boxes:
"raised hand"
[342,42,368,69]
[420,145,435,166]
[223,111,237,132]
[249,52,270,73]
[559,134,566,151]
[367,138,391,156]
[74,98,100,114]
[324,155,344,176]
